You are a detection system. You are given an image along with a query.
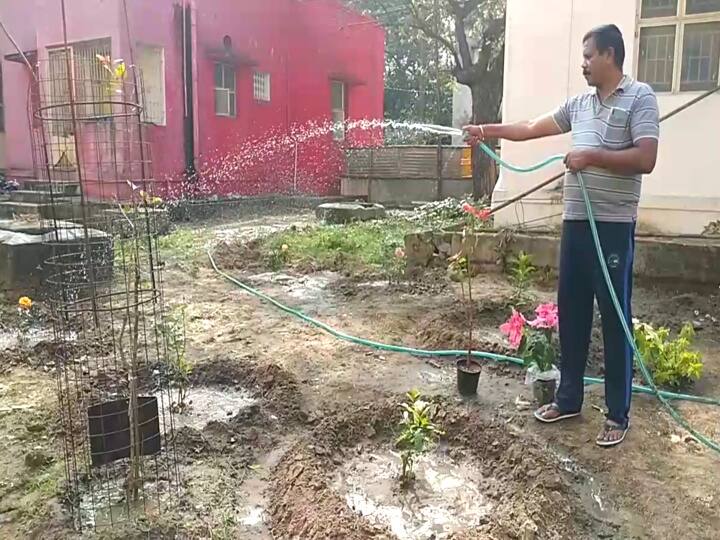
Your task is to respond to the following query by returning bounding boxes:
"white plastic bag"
[524,364,561,386]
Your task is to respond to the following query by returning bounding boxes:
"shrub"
[633,320,703,389]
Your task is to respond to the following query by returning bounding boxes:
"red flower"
[462,203,492,221]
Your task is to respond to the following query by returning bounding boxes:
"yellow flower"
[18,296,33,310]
[151,196,163,206]
[281,244,289,252]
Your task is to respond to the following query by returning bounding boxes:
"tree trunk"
[470,84,499,200]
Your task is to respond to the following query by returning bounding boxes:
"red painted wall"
[192,0,385,197]
[0,0,384,198]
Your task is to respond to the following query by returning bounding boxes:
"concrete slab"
[0,219,112,297]
[315,202,386,224]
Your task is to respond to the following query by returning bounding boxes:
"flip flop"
[596,420,629,447]
[533,402,581,424]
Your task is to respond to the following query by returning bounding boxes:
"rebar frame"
[26,3,180,531]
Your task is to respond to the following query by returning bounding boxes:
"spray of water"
[159,119,466,201]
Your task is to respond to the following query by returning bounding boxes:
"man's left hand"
[564,149,596,172]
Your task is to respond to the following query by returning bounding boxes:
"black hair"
[583,24,625,69]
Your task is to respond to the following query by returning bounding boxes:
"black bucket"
[456,358,482,396]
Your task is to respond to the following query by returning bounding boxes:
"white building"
[453,0,720,235]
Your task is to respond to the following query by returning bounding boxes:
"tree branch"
[402,0,461,67]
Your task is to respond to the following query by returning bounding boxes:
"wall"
[123,0,185,195]
[0,0,40,175]
[491,0,720,235]
[0,0,384,198]
[193,0,384,197]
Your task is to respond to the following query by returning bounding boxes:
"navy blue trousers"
[555,220,635,427]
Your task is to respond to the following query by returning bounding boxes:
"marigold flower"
[18,296,33,310]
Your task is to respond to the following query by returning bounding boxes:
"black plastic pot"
[456,358,482,396]
[533,379,557,406]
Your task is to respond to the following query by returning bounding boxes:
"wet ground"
[1,209,719,539]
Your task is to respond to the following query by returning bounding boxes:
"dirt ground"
[1,208,719,539]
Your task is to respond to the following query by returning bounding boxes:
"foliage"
[508,251,536,304]
[261,220,413,277]
[346,0,455,132]
[395,390,444,485]
[384,247,407,284]
[159,304,191,410]
[500,303,559,373]
[633,320,703,389]
[156,227,210,277]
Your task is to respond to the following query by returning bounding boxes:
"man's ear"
[605,46,616,64]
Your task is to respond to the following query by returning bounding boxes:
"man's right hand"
[462,125,486,146]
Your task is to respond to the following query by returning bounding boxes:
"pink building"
[0,0,385,198]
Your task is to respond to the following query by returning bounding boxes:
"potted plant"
[447,249,482,396]
[500,303,560,405]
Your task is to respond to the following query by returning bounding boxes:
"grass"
[157,227,212,276]
[114,226,212,278]
[259,219,412,276]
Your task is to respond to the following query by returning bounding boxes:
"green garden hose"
[208,253,720,408]
[207,133,720,455]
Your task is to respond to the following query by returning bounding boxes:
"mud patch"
[165,386,257,430]
[189,356,305,422]
[269,397,613,540]
[334,449,489,539]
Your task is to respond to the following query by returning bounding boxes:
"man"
[464,24,659,447]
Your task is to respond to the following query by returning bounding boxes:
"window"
[137,44,166,125]
[253,72,270,102]
[331,80,346,141]
[48,38,112,120]
[214,63,236,116]
[638,0,720,92]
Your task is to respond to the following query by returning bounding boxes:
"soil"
[1,209,719,539]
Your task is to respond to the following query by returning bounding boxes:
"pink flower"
[529,302,559,330]
[394,247,405,258]
[500,308,527,350]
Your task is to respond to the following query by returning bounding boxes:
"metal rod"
[0,19,38,82]
[487,83,720,217]
[60,0,101,327]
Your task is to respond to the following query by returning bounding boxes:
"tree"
[347,0,455,142]
[349,0,506,198]
[404,0,505,198]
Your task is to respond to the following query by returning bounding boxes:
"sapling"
[508,251,537,304]
[395,390,444,486]
[447,251,474,368]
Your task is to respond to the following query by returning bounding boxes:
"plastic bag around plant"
[525,364,561,386]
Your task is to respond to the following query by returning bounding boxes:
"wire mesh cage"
[27,43,181,531]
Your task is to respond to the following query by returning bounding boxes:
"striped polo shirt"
[552,75,660,222]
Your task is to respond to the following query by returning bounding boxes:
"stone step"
[22,181,81,196]
[0,201,78,221]
[9,190,79,204]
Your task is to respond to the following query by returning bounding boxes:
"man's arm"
[565,139,658,175]
[565,90,660,175]
[464,113,563,143]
